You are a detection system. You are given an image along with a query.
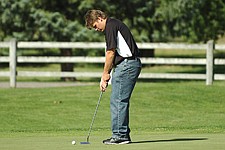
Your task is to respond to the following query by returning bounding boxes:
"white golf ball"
[72,140,76,145]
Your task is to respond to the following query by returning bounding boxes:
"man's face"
[92,17,106,32]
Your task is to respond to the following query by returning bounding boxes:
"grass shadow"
[131,137,208,144]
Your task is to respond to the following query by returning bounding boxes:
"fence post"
[206,40,214,85]
[9,39,17,88]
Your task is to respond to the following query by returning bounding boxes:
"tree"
[0,0,102,81]
[1,0,225,72]
[154,0,225,42]
[1,0,224,43]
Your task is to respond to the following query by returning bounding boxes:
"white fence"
[0,39,225,88]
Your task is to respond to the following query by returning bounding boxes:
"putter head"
[80,141,90,144]
[80,137,90,144]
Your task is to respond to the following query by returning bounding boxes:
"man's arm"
[100,49,115,91]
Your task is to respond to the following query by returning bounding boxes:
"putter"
[80,91,103,144]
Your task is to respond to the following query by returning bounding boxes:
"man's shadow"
[131,137,208,144]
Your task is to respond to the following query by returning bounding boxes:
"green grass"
[0,81,225,149]
[1,134,224,150]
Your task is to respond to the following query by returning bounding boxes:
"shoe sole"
[118,141,131,145]
[104,141,131,145]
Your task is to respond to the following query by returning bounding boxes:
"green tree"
[0,0,102,81]
[0,0,101,41]
[1,0,225,76]
[1,0,225,43]
[154,0,225,42]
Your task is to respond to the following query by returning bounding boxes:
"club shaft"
[86,91,103,142]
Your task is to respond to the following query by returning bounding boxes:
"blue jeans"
[110,58,141,139]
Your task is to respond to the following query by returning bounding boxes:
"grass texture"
[0,81,225,149]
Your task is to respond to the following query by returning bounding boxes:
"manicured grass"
[0,81,225,149]
[1,133,224,150]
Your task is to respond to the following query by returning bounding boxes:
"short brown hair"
[84,10,107,29]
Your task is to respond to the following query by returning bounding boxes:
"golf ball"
[72,140,76,145]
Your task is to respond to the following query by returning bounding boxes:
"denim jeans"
[110,58,141,139]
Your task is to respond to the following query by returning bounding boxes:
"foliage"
[0,0,102,42]
[155,0,225,42]
[0,0,224,43]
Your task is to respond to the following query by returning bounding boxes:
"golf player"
[85,10,141,145]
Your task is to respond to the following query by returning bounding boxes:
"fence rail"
[0,39,225,88]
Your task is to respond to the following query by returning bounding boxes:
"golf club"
[80,91,103,144]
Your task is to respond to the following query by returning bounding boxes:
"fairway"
[0,81,225,150]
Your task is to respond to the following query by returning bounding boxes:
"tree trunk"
[60,48,76,81]
[139,49,155,57]
[139,49,155,67]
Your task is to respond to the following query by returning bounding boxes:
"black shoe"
[103,137,131,145]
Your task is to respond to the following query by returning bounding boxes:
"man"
[85,10,141,145]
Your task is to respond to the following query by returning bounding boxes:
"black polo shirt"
[104,18,139,65]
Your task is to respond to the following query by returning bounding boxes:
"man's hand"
[100,49,114,92]
[100,73,111,92]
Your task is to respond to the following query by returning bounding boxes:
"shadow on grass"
[131,137,208,144]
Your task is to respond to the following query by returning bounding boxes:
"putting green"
[0,133,224,150]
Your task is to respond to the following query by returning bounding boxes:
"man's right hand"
[100,73,110,92]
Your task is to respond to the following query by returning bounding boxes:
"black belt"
[125,56,138,60]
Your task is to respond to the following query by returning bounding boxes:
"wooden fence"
[0,39,225,88]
